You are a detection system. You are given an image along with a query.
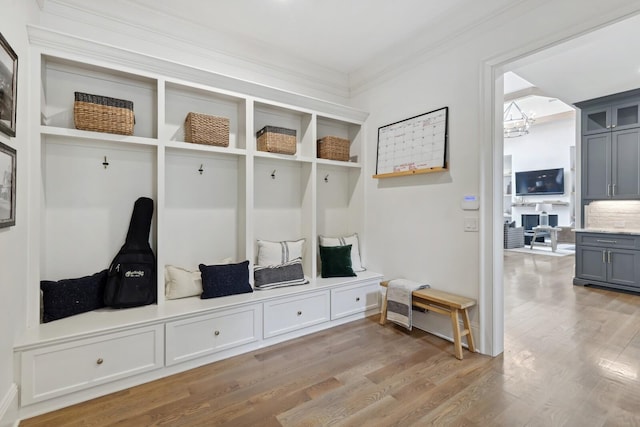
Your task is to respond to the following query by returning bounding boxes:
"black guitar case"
[104,197,157,308]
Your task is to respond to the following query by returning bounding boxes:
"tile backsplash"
[585,200,640,230]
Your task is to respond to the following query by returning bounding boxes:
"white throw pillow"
[318,233,365,272]
[165,258,233,300]
[257,239,305,266]
[165,265,202,300]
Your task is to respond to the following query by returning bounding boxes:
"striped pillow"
[254,258,308,290]
[256,239,306,267]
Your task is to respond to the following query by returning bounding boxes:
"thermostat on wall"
[461,194,479,210]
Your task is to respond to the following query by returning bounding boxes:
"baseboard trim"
[0,384,18,427]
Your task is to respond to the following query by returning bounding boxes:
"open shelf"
[164,148,246,269]
[40,136,157,282]
[164,81,247,150]
[41,126,158,147]
[254,102,314,158]
[31,48,368,323]
[41,55,158,139]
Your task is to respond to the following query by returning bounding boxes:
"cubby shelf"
[17,28,382,419]
[32,50,370,324]
[163,140,247,156]
[41,125,159,147]
[316,158,361,168]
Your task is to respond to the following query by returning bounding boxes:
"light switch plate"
[464,217,479,232]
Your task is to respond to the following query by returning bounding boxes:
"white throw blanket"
[386,279,430,330]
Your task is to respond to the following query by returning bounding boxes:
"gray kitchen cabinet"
[577,90,640,202]
[582,132,610,200]
[582,129,640,200]
[580,97,640,135]
[574,232,640,292]
[611,128,640,199]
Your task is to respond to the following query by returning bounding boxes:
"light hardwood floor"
[21,251,640,426]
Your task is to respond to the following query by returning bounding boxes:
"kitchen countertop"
[574,228,640,235]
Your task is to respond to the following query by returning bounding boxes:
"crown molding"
[27,25,368,123]
[348,0,532,96]
[38,0,350,103]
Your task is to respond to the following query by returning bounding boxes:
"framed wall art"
[0,32,18,137]
[0,141,16,228]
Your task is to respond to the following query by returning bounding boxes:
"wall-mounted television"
[515,168,564,196]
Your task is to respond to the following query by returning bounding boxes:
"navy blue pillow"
[319,245,357,278]
[199,260,253,299]
[40,270,108,323]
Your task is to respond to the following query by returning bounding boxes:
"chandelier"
[503,101,534,138]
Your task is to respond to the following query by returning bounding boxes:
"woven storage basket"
[256,126,297,155]
[184,112,230,147]
[74,92,135,135]
[317,136,350,161]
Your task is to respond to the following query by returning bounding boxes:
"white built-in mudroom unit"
[13,26,385,417]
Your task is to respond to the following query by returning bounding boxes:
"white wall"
[505,115,576,226]
[0,1,38,425]
[352,45,484,343]
[351,1,640,354]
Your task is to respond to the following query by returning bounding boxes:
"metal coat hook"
[102,156,109,169]
[271,169,276,179]
[198,164,204,175]
[324,174,329,183]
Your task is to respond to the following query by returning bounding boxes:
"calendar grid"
[375,107,448,177]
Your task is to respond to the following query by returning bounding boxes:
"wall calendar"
[374,107,448,178]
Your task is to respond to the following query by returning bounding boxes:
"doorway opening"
[486,12,640,357]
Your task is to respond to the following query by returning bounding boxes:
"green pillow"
[319,245,357,278]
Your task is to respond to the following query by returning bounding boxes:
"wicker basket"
[184,112,230,147]
[256,126,297,155]
[317,136,350,161]
[74,92,135,135]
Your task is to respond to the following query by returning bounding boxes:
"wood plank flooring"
[21,252,640,426]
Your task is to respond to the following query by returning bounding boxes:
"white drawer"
[263,291,330,338]
[331,281,380,320]
[20,325,163,405]
[165,304,261,366]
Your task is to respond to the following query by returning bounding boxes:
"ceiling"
[42,1,640,105]
[506,12,640,108]
[503,72,574,120]
[49,0,520,74]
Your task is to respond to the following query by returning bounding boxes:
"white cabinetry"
[165,304,261,366]
[20,325,163,406]
[17,29,380,418]
[330,281,380,320]
[263,291,330,338]
[34,51,366,296]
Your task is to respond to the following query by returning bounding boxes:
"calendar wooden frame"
[373,107,448,179]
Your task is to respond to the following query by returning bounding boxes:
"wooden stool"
[380,281,476,360]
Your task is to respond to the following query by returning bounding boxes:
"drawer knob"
[214,330,220,336]
[297,311,302,316]
[356,297,360,302]
[96,358,104,365]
